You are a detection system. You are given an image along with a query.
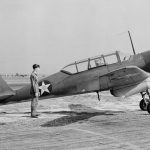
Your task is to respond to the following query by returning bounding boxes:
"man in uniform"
[30,64,40,118]
[95,58,104,67]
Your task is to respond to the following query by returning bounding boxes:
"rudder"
[0,76,15,100]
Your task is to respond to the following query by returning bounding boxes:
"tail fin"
[0,76,15,100]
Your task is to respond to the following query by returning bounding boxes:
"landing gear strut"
[140,90,150,114]
[96,91,101,101]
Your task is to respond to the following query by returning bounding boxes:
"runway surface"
[0,92,150,150]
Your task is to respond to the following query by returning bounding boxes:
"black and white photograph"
[1,0,150,149]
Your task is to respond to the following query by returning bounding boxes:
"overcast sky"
[0,0,150,74]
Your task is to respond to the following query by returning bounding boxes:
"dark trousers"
[31,96,38,117]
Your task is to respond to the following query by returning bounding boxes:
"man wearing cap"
[30,64,40,118]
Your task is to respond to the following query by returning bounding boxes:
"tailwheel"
[147,103,150,114]
[139,99,147,111]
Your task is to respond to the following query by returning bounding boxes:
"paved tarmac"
[0,93,150,150]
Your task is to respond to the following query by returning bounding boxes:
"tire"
[147,103,150,114]
[139,99,147,111]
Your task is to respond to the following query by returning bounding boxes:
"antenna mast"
[128,31,136,55]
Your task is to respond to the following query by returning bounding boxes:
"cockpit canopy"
[61,51,132,74]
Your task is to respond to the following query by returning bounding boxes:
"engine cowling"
[110,77,150,97]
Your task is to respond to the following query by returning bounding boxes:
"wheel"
[147,102,150,114]
[139,99,147,111]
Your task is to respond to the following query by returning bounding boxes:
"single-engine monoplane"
[1,50,150,114]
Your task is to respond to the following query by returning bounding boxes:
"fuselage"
[2,50,150,104]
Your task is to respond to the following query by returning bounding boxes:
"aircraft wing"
[108,66,150,97]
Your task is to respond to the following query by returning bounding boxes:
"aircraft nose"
[141,50,150,72]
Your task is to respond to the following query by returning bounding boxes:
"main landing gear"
[140,90,150,114]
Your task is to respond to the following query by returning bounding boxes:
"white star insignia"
[39,82,51,95]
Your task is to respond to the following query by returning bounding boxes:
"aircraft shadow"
[41,104,123,127]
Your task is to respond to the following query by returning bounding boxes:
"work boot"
[31,115,38,118]
[35,114,40,116]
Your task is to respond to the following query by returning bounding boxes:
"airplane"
[1,50,150,114]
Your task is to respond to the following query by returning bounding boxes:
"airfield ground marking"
[65,127,141,150]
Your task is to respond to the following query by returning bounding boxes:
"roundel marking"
[38,80,52,96]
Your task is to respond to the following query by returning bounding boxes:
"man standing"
[30,64,40,118]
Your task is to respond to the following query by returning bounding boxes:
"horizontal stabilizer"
[0,76,15,100]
